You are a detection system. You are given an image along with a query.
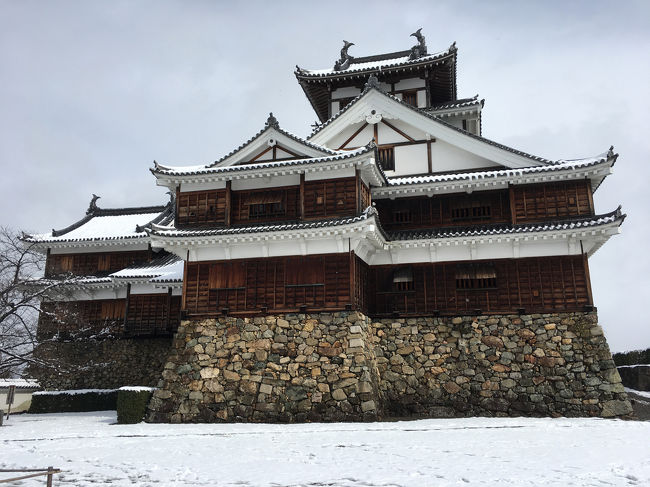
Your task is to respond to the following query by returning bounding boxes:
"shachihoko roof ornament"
[86,194,100,215]
[265,112,280,129]
[409,28,427,60]
[334,40,355,71]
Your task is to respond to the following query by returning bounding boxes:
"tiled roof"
[152,145,376,177]
[206,113,335,168]
[295,44,456,80]
[110,253,183,281]
[385,152,613,187]
[0,379,40,390]
[426,95,484,113]
[149,207,378,238]
[24,199,174,244]
[388,208,625,241]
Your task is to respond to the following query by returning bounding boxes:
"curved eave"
[388,210,624,258]
[373,154,616,199]
[295,49,457,82]
[148,210,385,248]
[152,148,388,188]
[25,235,151,251]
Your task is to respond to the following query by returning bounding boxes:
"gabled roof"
[152,143,388,187]
[426,95,484,118]
[24,195,174,247]
[206,113,335,168]
[308,84,612,170]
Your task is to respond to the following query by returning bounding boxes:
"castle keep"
[26,31,632,420]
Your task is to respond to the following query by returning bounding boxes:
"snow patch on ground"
[1,412,649,486]
[626,387,650,399]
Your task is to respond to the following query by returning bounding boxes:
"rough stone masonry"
[146,311,632,422]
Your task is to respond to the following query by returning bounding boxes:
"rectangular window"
[249,202,284,219]
[392,209,412,224]
[456,264,496,290]
[451,204,492,222]
[401,91,417,106]
[377,146,395,171]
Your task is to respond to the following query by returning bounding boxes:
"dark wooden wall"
[376,180,594,231]
[176,176,364,228]
[369,255,592,316]
[512,180,593,223]
[176,189,227,227]
[183,253,354,316]
[45,250,151,277]
[39,295,181,338]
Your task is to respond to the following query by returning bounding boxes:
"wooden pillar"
[175,186,180,223]
[373,123,379,144]
[583,251,594,306]
[299,173,305,220]
[509,185,517,225]
[123,283,131,334]
[225,180,232,227]
[355,169,361,214]
[181,253,189,312]
[165,288,172,333]
[586,179,595,215]
[427,140,433,174]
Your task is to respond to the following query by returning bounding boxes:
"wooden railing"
[0,467,61,485]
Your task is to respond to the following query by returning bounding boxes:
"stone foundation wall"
[373,313,631,418]
[32,337,172,390]
[147,311,632,422]
[147,313,380,423]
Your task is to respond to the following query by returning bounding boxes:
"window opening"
[456,264,496,290]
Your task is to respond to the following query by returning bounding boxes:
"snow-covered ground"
[1,412,649,486]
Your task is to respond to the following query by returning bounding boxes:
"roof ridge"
[203,113,335,169]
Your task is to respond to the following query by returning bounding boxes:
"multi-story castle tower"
[28,31,631,421]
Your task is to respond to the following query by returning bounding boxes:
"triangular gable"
[309,88,552,173]
[210,113,335,167]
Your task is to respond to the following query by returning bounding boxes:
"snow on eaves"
[389,209,625,241]
[0,378,40,389]
[387,152,613,187]
[296,46,455,78]
[111,254,184,282]
[152,146,374,177]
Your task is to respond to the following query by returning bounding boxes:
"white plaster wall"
[332,86,362,99]
[431,139,496,173]
[391,144,428,176]
[181,180,227,192]
[325,122,369,149]
[231,174,300,191]
[50,243,150,255]
[394,78,425,90]
[417,90,427,108]
[382,118,428,140]
[377,123,410,145]
[0,391,35,413]
[305,166,355,181]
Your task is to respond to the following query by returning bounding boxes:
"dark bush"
[116,388,154,424]
[29,389,117,413]
[613,348,650,366]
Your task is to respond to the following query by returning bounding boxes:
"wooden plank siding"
[512,180,593,223]
[231,186,300,224]
[303,177,358,219]
[368,255,591,316]
[376,181,594,232]
[38,295,181,338]
[176,189,227,227]
[183,254,353,316]
[125,294,181,336]
[45,250,151,277]
[375,191,511,231]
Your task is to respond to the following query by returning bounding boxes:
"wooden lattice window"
[401,91,417,107]
[451,203,492,222]
[456,264,497,290]
[378,146,395,171]
[392,267,414,291]
[246,192,285,219]
[392,209,412,224]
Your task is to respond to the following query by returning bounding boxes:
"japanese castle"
[26,31,631,421]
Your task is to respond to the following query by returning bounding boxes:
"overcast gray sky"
[1,0,649,352]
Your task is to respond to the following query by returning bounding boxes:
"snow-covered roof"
[206,113,335,168]
[111,253,184,283]
[295,44,456,79]
[388,208,625,242]
[149,207,378,239]
[426,95,484,117]
[24,199,174,247]
[371,151,616,199]
[152,144,388,187]
[0,378,40,390]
